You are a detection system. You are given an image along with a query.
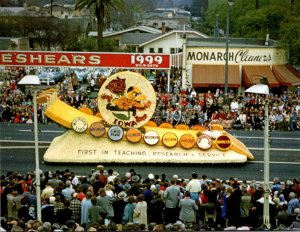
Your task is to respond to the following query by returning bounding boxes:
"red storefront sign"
[0,51,170,69]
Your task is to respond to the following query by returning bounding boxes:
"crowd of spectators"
[1,165,300,231]
[1,69,300,131]
[1,70,300,231]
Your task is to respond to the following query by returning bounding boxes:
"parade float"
[42,71,254,164]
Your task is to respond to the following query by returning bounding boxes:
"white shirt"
[230,101,239,112]
[186,179,201,193]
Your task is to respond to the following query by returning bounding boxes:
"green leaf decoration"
[113,111,130,120]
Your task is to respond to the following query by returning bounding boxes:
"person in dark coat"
[112,191,127,224]
[18,196,33,222]
[56,200,73,225]
[227,182,242,227]
[41,197,55,223]
[149,189,165,224]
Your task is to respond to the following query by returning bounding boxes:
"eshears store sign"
[0,51,170,69]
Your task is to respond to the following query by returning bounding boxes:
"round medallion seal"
[179,134,196,149]
[162,132,178,148]
[72,117,88,133]
[126,128,142,143]
[98,71,156,128]
[89,121,106,137]
[108,126,124,141]
[215,135,232,151]
[197,134,213,150]
[144,130,160,146]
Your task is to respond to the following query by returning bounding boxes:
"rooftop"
[187,37,279,48]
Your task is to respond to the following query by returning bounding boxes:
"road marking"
[248,161,300,165]
[236,136,300,140]
[248,147,300,152]
[19,129,64,133]
[0,146,49,149]
[0,140,51,143]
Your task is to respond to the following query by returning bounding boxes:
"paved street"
[1,123,300,181]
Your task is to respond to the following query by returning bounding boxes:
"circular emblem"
[216,135,232,151]
[72,117,88,133]
[144,130,160,146]
[126,128,142,143]
[89,121,106,137]
[108,126,124,141]
[98,71,156,128]
[197,134,213,150]
[179,134,196,149]
[162,132,178,148]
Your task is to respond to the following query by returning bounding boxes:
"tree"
[75,0,125,51]
[203,0,300,66]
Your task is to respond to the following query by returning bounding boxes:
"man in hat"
[113,191,128,224]
[90,165,106,184]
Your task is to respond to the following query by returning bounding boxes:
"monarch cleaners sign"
[186,48,287,65]
[0,51,170,69]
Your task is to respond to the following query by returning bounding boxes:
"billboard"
[0,51,170,69]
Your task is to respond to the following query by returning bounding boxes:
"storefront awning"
[192,65,240,88]
[242,65,279,87]
[272,65,300,86]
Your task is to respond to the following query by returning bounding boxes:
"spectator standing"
[163,178,181,224]
[178,191,198,224]
[88,197,101,226]
[149,188,165,224]
[41,182,54,200]
[56,200,73,226]
[240,186,252,226]
[186,172,201,202]
[122,196,136,224]
[17,196,33,222]
[48,173,62,189]
[96,188,115,222]
[288,192,300,214]
[227,182,242,227]
[112,191,128,224]
[62,181,75,201]
[275,204,290,229]
[53,195,64,216]
[81,191,93,227]
[70,193,81,223]
[41,197,55,223]
[133,194,148,228]
[92,174,105,196]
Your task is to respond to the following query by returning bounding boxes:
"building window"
[150,48,155,53]
[170,48,182,54]
[158,48,163,53]
[138,47,144,53]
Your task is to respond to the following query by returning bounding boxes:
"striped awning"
[272,65,300,86]
[242,65,279,87]
[192,65,240,88]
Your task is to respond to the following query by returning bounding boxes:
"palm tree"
[75,0,125,51]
